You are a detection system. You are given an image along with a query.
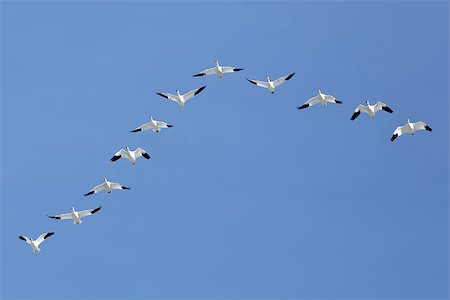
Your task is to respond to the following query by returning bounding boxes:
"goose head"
[267,76,271,82]
[365,100,370,106]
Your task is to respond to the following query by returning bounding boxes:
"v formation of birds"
[19,60,433,253]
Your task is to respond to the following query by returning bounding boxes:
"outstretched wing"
[183,86,206,101]
[193,67,216,77]
[413,121,432,132]
[374,102,393,113]
[35,232,55,246]
[78,206,102,218]
[48,213,73,220]
[111,149,128,162]
[273,72,295,87]
[297,95,321,110]
[84,182,106,196]
[156,92,179,103]
[246,78,269,88]
[350,105,368,120]
[19,235,32,245]
[109,182,130,190]
[324,94,342,104]
[391,125,408,141]
[135,148,150,159]
[221,66,243,74]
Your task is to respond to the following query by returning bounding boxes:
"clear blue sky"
[1,1,448,299]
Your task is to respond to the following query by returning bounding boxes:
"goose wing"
[350,105,368,120]
[48,212,73,220]
[109,182,130,190]
[111,149,128,162]
[35,232,54,246]
[78,206,102,218]
[84,182,107,196]
[391,125,409,141]
[156,92,179,102]
[374,102,393,113]
[221,66,243,74]
[156,120,172,129]
[19,235,32,245]
[131,121,155,133]
[135,148,150,159]
[183,86,206,101]
[324,94,343,104]
[413,121,432,132]
[297,95,321,110]
[273,72,295,87]
[193,67,216,77]
[246,78,269,88]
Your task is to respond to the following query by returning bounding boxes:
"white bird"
[351,100,393,120]
[48,206,102,224]
[193,61,243,78]
[111,146,150,165]
[246,72,295,94]
[84,178,130,196]
[391,119,432,141]
[19,232,54,253]
[156,86,206,108]
[297,89,343,109]
[131,116,173,133]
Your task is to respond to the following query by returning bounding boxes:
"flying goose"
[19,232,54,253]
[84,178,130,196]
[157,86,206,108]
[297,90,343,109]
[391,119,432,141]
[351,100,393,120]
[193,61,243,78]
[131,116,173,133]
[111,146,150,165]
[48,206,102,224]
[246,72,295,94]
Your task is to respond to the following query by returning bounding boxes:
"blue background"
[1,1,448,299]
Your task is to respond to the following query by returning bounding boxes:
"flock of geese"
[19,60,433,253]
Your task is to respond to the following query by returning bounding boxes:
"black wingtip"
[84,191,94,196]
[285,72,295,81]
[48,215,60,220]
[91,206,102,214]
[19,236,26,241]
[233,68,244,72]
[142,153,151,159]
[111,155,121,162]
[156,92,169,99]
[350,111,360,121]
[425,125,432,132]
[167,124,173,128]
[297,104,309,110]
[130,129,141,133]
[335,100,343,104]
[391,134,398,142]
[193,73,205,77]
[121,186,131,190]
[195,86,206,95]
[246,77,257,85]
[382,106,394,113]
[44,232,55,239]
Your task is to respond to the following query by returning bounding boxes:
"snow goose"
[246,72,295,94]
[131,116,173,133]
[193,61,243,78]
[84,178,130,196]
[19,232,54,253]
[48,206,102,224]
[351,100,393,120]
[297,90,343,109]
[391,119,432,141]
[111,146,150,165]
[157,86,206,108]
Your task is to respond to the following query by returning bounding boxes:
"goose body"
[246,72,295,94]
[351,101,393,120]
[84,178,130,196]
[297,90,343,109]
[131,116,173,133]
[48,206,102,224]
[111,147,150,165]
[193,61,243,78]
[19,232,54,253]
[157,86,206,108]
[391,119,432,141]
